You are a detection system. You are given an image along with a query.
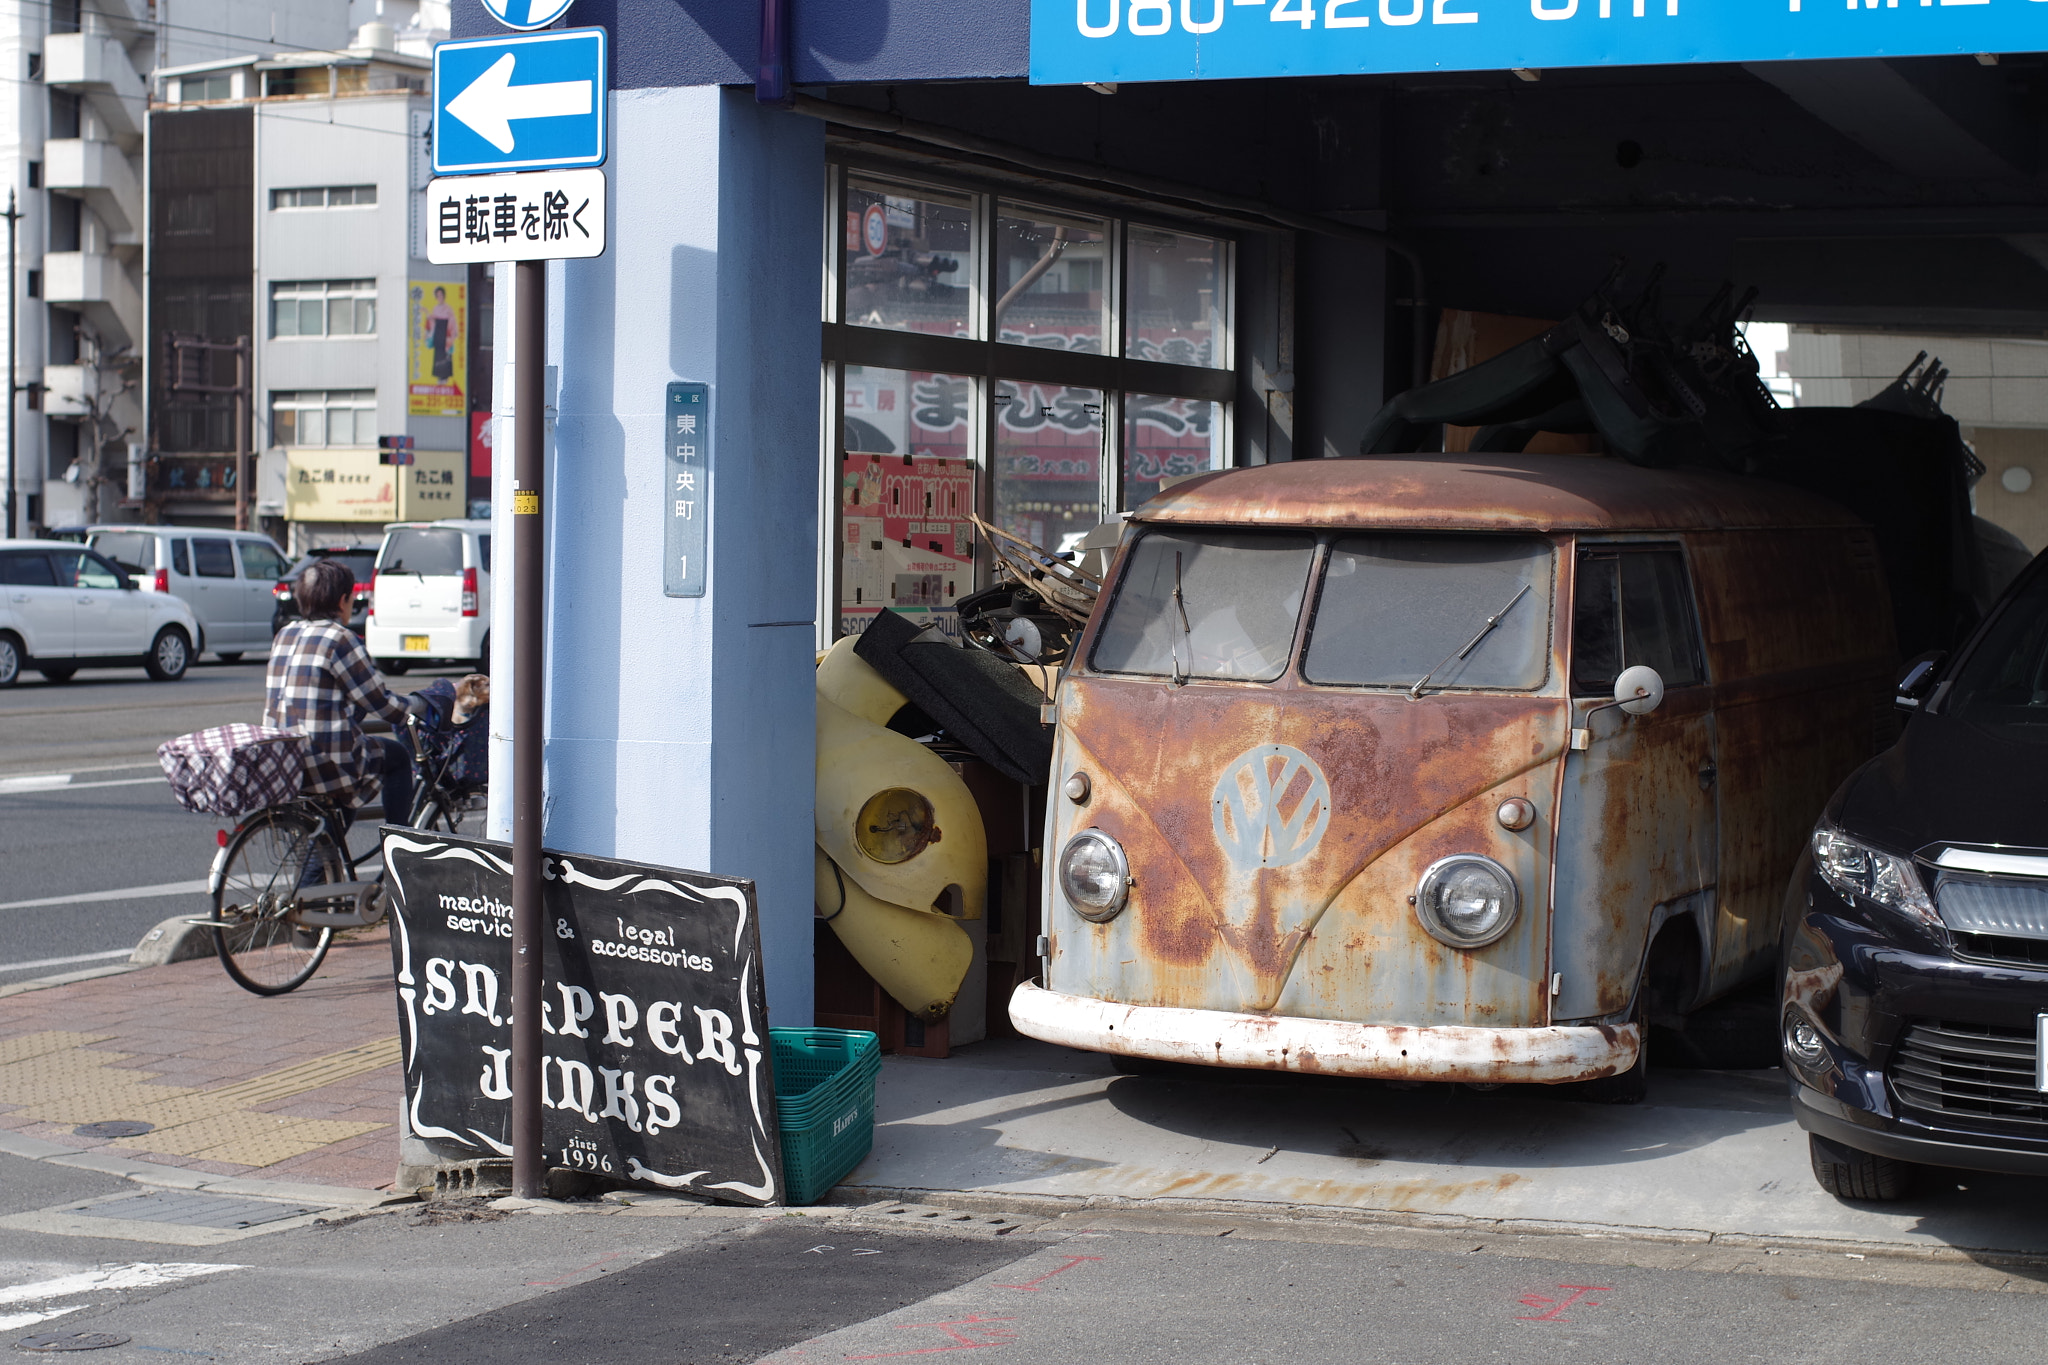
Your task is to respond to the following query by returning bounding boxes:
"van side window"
[1572,547,1705,695]
[478,535,490,573]
[170,539,190,576]
[192,538,237,578]
[238,541,287,581]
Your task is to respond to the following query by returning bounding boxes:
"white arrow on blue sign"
[433,27,607,176]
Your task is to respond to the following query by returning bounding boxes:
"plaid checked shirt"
[263,618,410,803]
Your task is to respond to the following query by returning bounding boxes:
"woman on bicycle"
[265,559,414,826]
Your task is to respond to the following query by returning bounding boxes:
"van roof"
[1135,454,1866,535]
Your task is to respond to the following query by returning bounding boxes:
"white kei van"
[365,519,491,674]
[86,526,291,661]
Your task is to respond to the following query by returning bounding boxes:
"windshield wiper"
[1170,550,1192,687]
[1408,582,1532,699]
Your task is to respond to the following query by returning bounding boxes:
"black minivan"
[1782,548,2048,1199]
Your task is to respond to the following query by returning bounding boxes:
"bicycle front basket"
[157,724,306,817]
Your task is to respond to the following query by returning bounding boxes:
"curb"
[830,1182,2048,1271]
[129,913,216,968]
[0,1126,405,1211]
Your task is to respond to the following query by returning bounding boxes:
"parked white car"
[0,539,201,686]
[365,519,491,673]
[86,526,291,662]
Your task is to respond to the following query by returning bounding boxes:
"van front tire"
[1809,1133,1916,1201]
[0,632,21,687]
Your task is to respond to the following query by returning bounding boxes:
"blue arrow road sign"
[433,28,606,175]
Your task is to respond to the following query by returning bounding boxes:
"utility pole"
[509,258,545,1201]
[234,335,250,531]
[3,190,19,539]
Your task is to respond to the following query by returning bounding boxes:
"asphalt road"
[0,1152,2043,1365]
[0,658,466,987]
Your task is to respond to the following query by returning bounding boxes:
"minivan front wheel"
[1809,1133,1916,1201]
[145,626,192,681]
[0,632,20,687]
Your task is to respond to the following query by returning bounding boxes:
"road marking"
[0,880,211,912]
[0,761,159,781]
[0,1263,245,1308]
[0,1307,81,1331]
[0,948,133,976]
[0,775,164,794]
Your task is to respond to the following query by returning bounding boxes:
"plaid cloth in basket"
[158,724,307,817]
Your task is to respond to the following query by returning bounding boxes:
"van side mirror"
[1895,651,1945,712]
[1614,664,1664,716]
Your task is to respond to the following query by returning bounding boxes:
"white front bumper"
[1009,982,1639,1084]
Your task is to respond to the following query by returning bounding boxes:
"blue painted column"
[530,86,824,1028]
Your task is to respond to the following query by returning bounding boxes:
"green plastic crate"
[772,1028,881,1205]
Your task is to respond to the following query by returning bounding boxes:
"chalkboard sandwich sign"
[381,829,781,1205]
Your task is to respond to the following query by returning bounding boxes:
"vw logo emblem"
[481,0,577,31]
[1211,744,1332,871]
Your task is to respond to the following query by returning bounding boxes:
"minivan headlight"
[1059,830,1130,922]
[1414,855,1518,949]
[1810,824,1938,930]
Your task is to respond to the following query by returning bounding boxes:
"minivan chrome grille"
[1890,1020,2047,1132]
[1953,932,2048,969]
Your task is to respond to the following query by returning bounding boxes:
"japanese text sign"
[1030,0,2048,85]
[666,382,709,598]
[425,168,606,265]
[383,829,781,1205]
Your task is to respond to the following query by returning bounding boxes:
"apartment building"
[12,0,349,534]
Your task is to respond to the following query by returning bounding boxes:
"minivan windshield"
[1304,535,1553,691]
[1091,530,1316,682]
[1945,565,2048,731]
[379,528,464,577]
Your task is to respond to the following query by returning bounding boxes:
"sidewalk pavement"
[0,930,401,1191]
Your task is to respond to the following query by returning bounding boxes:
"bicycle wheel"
[415,789,488,840]
[213,809,339,995]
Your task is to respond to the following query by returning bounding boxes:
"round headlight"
[1414,855,1518,949]
[1059,830,1130,922]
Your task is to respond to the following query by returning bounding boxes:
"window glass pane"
[1123,395,1222,510]
[328,406,355,447]
[1092,529,1315,682]
[1305,536,1553,691]
[329,294,356,336]
[88,532,152,573]
[844,179,974,338]
[994,206,1108,355]
[74,553,122,589]
[1618,551,1704,687]
[0,551,56,586]
[1126,226,1226,369]
[272,406,297,446]
[1948,567,2048,730]
[272,294,297,336]
[478,536,490,573]
[300,407,325,447]
[192,538,237,578]
[299,298,324,336]
[838,366,975,640]
[993,380,1103,558]
[357,297,375,334]
[239,542,286,579]
[1571,555,1620,695]
[379,528,467,577]
[170,540,189,576]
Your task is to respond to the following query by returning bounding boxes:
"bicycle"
[207,707,488,995]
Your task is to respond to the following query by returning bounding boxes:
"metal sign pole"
[509,257,547,1200]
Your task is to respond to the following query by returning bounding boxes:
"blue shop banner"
[1031,0,2048,85]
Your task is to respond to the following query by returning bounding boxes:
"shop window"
[1126,226,1229,370]
[1124,394,1223,509]
[272,390,376,447]
[994,381,1104,558]
[824,166,1238,641]
[838,366,976,640]
[844,179,976,338]
[266,67,331,98]
[180,73,233,102]
[271,280,376,338]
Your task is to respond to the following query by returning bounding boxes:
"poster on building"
[382,830,781,1205]
[408,280,466,417]
[839,368,974,640]
[395,450,466,521]
[469,411,493,478]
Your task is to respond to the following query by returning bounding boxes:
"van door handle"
[1698,762,1718,791]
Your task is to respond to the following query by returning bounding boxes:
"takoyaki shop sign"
[381,831,780,1205]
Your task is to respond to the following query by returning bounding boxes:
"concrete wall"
[517,86,824,1028]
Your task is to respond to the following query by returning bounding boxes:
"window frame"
[821,156,1241,645]
[269,279,377,339]
[269,389,377,448]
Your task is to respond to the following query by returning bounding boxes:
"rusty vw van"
[1010,454,1895,1094]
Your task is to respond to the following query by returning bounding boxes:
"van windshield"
[1304,536,1553,691]
[379,528,465,577]
[1091,529,1316,682]
[1945,566,2048,733]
